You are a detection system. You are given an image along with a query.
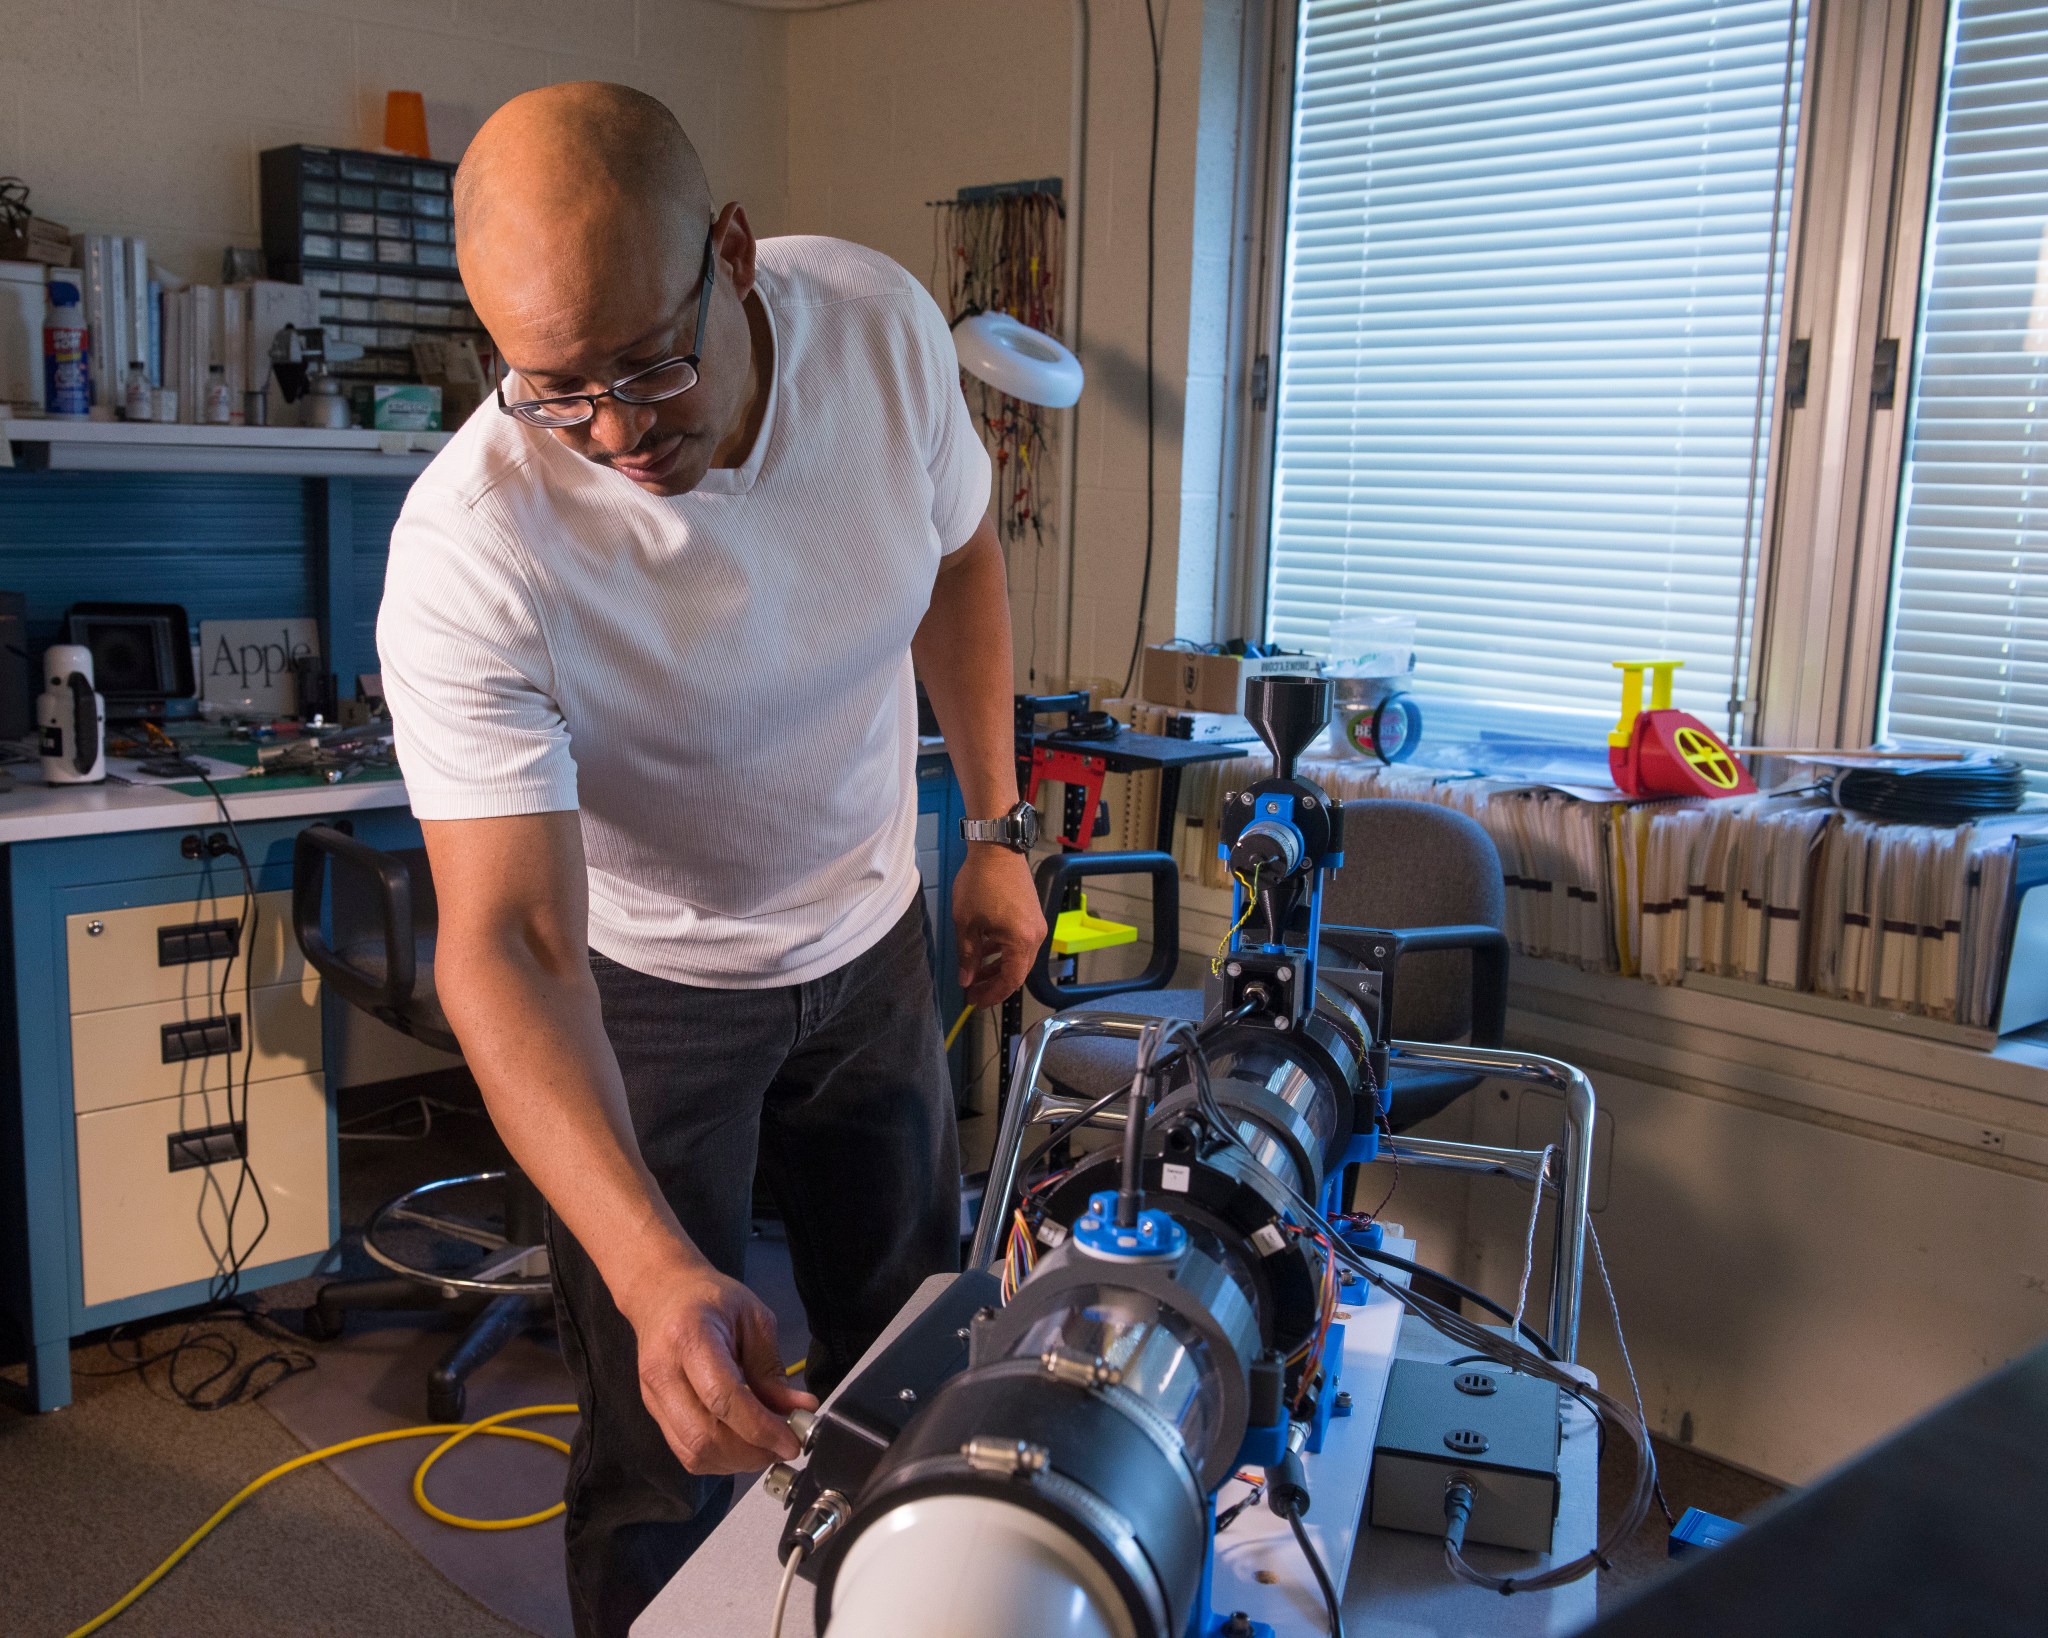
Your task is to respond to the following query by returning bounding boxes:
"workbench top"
[0,771,410,845]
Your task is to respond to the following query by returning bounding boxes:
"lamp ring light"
[952,310,1085,408]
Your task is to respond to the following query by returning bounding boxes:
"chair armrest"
[1322,922,1509,1048]
[292,824,417,1021]
[1026,850,1181,1010]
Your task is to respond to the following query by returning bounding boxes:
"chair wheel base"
[428,1378,465,1424]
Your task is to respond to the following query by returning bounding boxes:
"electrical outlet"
[1978,1128,2006,1152]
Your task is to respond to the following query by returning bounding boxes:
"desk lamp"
[951,310,1083,408]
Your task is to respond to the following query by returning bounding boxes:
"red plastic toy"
[1608,660,1756,799]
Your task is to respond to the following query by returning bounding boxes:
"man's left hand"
[952,845,1048,1008]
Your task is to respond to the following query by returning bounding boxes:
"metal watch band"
[961,801,1037,853]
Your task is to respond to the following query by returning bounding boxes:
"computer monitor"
[63,603,195,716]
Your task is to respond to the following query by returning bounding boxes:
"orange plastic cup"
[384,91,431,160]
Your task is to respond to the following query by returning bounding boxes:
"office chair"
[291,823,552,1422]
[1033,798,1509,1134]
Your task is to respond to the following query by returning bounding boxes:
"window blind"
[1266,0,1805,734]
[1883,0,2048,782]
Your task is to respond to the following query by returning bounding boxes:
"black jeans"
[547,897,959,1638]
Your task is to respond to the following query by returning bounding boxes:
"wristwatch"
[961,800,1040,854]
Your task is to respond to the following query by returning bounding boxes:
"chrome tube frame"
[1385,1040,1596,1361]
[970,1013,1148,1271]
[970,1019,1598,1362]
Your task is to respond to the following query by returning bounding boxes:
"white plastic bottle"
[123,361,153,421]
[203,363,233,424]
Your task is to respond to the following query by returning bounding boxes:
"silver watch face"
[1012,801,1040,850]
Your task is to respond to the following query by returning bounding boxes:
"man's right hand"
[622,1259,820,1474]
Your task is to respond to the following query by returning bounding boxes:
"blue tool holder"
[1218,788,1344,1024]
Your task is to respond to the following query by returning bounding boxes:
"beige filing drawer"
[75,1072,331,1307]
[70,974,323,1115]
[66,888,302,1015]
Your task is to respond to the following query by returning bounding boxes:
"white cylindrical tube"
[824,1495,1136,1638]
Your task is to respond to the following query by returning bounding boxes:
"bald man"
[376,83,1046,1634]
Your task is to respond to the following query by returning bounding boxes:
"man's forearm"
[914,517,1020,818]
[437,930,703,1301]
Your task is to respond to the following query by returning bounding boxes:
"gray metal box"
[1368,1358,1562,1553]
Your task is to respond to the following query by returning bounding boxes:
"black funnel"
[1244,675,1332,780]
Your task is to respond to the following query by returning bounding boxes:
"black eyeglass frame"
[494,223,719,428]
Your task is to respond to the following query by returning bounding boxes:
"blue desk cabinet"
[3,767,965,1413]
[0,804,423,1412]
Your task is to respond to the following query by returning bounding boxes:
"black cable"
[1287,1508,1346,1638]
[1117,1020,1169,1227]
[1352,1247,1560,1361]
[1012,1010,1239,1188]
[1214,1477,1265,1534]
[1831,756,2025,823]
[175,846,236,1303]
[1017,1082,1130,1183]
[74,1300,314,1410]
[192,770,271,1301]
[1120,0,1165,698]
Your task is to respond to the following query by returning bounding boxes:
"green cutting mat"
[165,741,403,798]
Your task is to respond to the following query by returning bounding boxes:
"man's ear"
[714,201,758,301]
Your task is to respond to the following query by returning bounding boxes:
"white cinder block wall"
[0,0,789,285]
[0,0,1203,696]
[785,0,1217,695]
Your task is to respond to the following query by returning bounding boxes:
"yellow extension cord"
[66,1353,815,1636]
[64,1403,579,1638]
[944,1004,974,1051]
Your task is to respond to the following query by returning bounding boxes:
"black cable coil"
[1830,757,2027,824]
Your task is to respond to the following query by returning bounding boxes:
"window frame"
[1230,0,1952,758]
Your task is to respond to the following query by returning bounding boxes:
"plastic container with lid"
[0,258,46,412]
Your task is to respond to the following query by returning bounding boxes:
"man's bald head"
[455,81,767,497]
[456,81,712,267]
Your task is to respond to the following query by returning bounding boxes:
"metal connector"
[961,1436,1051,1478]
[763,1462,799,1504]
[1041,1344,1122,1388]
[792,1491,850,1552]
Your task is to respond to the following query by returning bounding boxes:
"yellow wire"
[943,1005,974,1051]
[1211,867,1262,975]
[410,1416,575,1531]
[784,1356,807,1377]
[64,1404,577,1638]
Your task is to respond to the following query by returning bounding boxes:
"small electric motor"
[38,642,106,785]
[1608,659,1754,799]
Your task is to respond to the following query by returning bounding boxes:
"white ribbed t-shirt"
[377,236,993,987]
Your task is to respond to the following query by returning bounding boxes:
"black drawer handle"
[167,1120,246,1173]
[160,1014,244,1064]
[158,919,241,967]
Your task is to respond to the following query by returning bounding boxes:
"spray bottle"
[42,272,90,418]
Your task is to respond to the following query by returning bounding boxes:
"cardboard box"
[372,382,441,431]
[0,214,73,266]
[1139,646,1322,714]
[410,336,486,428]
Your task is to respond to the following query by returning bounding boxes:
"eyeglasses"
[495,224,718,429]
